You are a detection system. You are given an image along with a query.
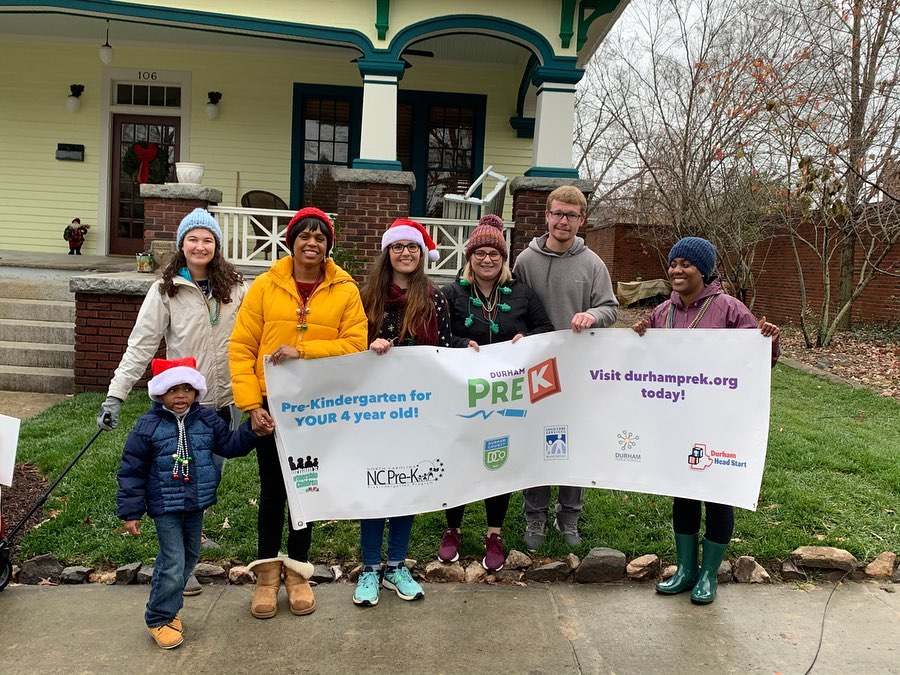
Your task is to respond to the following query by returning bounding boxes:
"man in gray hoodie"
[513,185,618,549]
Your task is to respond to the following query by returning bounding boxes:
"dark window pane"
[122,125,134,142]
[134,202,144,219]
[116,84,132,105]
[149,125,161,143]
[133,86,149,106]
[149,86,165,106]
[303,165,339,212]
[166,87,181,107]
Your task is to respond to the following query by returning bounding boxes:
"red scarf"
[386,283,438,346]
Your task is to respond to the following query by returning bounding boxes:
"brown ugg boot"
[283,558,316,616]
[247,558,283,619]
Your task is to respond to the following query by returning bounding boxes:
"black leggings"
[672,498,734,545]
[445,493,511,530]
[256,424,313,561]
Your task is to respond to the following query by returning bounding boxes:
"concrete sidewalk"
[0,581,897,673]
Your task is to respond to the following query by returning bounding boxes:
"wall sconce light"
[205,91,222,120]
[66,84,85,113]
[99,19,114,65]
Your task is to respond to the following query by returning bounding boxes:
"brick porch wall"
[74,292,163,393]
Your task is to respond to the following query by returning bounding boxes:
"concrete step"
[0,279,74,302]
[0,341,74,369]
[0,364,73,394]
[0,318,74,344]
[0,297,75,322]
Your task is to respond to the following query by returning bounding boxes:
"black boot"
[691,538,728,605]
[656,532,699,594]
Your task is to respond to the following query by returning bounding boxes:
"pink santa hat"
[380,218,439,262]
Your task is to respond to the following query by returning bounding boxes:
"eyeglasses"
[547,210,583,223]
[389,243,421,254]
[471,250,502,261]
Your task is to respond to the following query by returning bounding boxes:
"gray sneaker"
[523,519,547,551]
[554,518,583,546]
[183,574,202,596]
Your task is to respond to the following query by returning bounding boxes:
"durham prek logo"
[483,436,509,470]
[461,357,562,419]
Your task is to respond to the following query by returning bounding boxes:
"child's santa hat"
[381,218,439,262]
[147,357,208,402]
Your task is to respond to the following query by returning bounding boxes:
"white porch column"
[525,66,584,179]
[353,59,404,171]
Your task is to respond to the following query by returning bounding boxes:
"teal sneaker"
[382,565,424,601]
[353,570,380,606]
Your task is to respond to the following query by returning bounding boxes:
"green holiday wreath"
[121,142,171,184]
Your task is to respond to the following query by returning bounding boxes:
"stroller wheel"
[0,555,11,592]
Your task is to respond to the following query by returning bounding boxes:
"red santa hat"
[381,218,439,262]
[147,357,208,402]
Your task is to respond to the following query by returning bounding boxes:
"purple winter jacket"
[645,279,780,367]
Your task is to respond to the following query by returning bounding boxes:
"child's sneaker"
[437,528,462,563]
[382,565,424,601]
[148,621,184,649]
[353,569,380,606]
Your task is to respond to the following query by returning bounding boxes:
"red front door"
[109,114,179,255]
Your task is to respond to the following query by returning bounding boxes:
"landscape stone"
[465,562,487,584]
[661,565,676,580]
[331,565,343,582]
[60,565,94,584]
[733,556,771,584]
[791,546,858,571]
[780,559,807,582]
[493,569,523,583]
[115,561,142,585]
[19,553,64,585]
[574,547,626,583]
[525,561,570,583]
[229,566,254,585]
[864,552,897,579]
[194,562,227,584]
[90,571,117,585]
[717,560,733,583]
[425,560,465,583]
[137,564,154,584]
[565,553,581,570]
[310,564,334,583]
[626,554,660,580]
[347,564,363,583]
[505,549,533,570]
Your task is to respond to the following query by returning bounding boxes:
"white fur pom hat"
[148,356,208,402]
[381,218,439,262]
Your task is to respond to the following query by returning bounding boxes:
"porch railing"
[209,206,512,278]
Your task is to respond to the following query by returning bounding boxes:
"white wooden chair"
[442,166,508,220]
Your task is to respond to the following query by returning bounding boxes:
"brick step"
[0,364,73,394]
[0,318,74,344]
[0,280,73,302]
[0,340,74,369]
[0,297,75,322]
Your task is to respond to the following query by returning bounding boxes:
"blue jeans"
[145,510,204,627]
[359,516,414,567]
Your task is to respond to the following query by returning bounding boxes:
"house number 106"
[137,71,158,80]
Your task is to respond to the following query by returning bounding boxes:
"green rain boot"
[655,532,699,595]
[690,538,729,605]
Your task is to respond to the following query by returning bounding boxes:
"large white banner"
[265,329,772,528]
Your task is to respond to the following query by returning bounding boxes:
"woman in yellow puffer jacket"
[230,207,366,621]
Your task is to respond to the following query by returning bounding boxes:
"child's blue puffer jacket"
[116,402,257,520]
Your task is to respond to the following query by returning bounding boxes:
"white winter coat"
[107,275,248,408]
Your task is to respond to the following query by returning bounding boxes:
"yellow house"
[0,1,630,257]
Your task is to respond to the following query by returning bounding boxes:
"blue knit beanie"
[176,208,223,249]
[668,237,716,280]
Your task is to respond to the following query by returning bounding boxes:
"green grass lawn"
[11,364,899,568]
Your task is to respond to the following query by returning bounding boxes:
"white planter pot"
[176,162,205,185]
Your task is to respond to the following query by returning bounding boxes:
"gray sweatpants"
[523,486,584,523]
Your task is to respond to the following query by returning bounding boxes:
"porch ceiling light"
[99,20,114,65]
[66,84,84,113]
[205,91,222,120]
